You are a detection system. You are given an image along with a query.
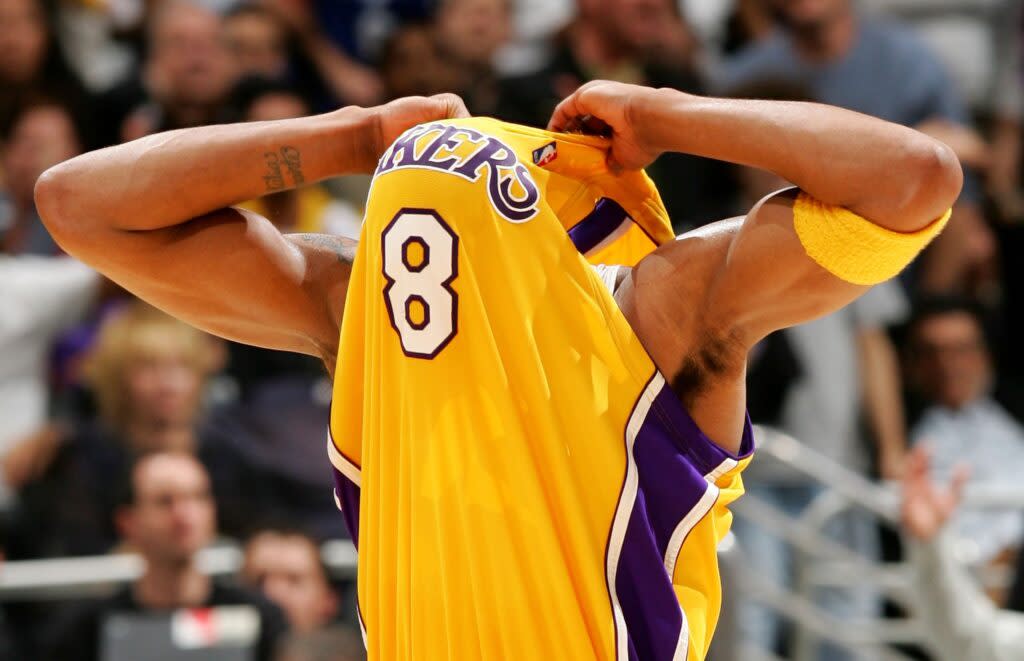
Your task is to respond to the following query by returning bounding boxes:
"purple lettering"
[491,164,539,222]
[411,125,480,169]
[452,136,517,179]
[373,123,540,222]
[376,124,433,174]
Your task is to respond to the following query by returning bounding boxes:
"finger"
[434,93,470,119]
[902,445,931,492]
[548,93,585,132]
[949,463,971,500]
[904,445,926,476]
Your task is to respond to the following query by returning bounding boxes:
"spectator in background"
[96,0,237,146]
[0,99,98,493]
[432,0,512,114]
[256,0,383,108]
[6,303,263,558]
[0,0,92,140]
[225,1,382,110]
[0,256,98,507]
[1,101,82,256]
[48,452,288,661]
[275,627,366,661]
[303,0,433,63]
[904,297,1024,570]
[901,444,1024,661]
[224,3,291,80]
[496,0,738,230]
[863,0,1020,120]
[716,0,996,297]
[241,527,340,633]
[377,22,460,100]
[681,0,776,58]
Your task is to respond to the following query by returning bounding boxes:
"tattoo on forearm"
[263,152,285,191]
[291,233,358,266]
[262,146,305,191]
[281,146,305,185]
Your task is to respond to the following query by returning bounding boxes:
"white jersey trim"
[605,371,664,660]
[663,456,738,661]
[327,429,362,487]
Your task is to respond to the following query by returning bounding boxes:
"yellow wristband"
[793,192,951,286]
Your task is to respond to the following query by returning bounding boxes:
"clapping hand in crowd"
[901,444,971,542]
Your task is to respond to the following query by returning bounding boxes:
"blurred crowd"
[3,0,1024,659]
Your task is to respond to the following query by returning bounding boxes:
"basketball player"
[36,82,961,660]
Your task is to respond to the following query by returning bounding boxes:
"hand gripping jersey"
[328,118,754,661]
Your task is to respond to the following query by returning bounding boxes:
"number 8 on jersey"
[381,209,460,359]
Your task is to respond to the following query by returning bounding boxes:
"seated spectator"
[302,0,432,63]
[431,0,512,114]
[232,78,362,239]
[496,0,737,230]
[253,0,382,108]
[1,101,82,255]
[95,0,237,147]
[715,0,994,296]
[241,526,339,633]
[275,627,366,661]
[47,451,288,661]
[901,444,1024,661]
[0,0,92,141]
[6,303,263,557]
[904,297,1024,565]
[377,22,461,100]
[223,3,291,80]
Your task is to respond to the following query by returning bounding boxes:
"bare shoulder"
[616,190,802,384]
[613,213,768,454]
[615,218,741,394]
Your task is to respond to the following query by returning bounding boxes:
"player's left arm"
[554,82,960,343]
[554,81,960,339]
[551,83,961,453]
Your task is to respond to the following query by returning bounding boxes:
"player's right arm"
[35,94,468,367]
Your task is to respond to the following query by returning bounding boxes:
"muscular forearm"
[633,89,962,231]
[37,106,376,233]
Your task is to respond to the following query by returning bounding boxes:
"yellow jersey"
[328,118,753,660]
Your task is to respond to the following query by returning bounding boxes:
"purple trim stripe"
[607,372,756,660]
[568,197,631,254]
[331,466,361,548]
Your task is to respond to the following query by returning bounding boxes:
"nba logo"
[532,142,558,167]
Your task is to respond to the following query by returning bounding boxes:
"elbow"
[34,161,90,251]
[900,139,964,228]
[35,164,71,234]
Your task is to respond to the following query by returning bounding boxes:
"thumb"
[433,93,470,120]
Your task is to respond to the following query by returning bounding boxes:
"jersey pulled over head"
[329,118,752,661]
[372,117,675,264]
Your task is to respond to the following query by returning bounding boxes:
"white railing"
[2,427,1022,661]
[714,425,1024,661]
[0,540,357,601]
